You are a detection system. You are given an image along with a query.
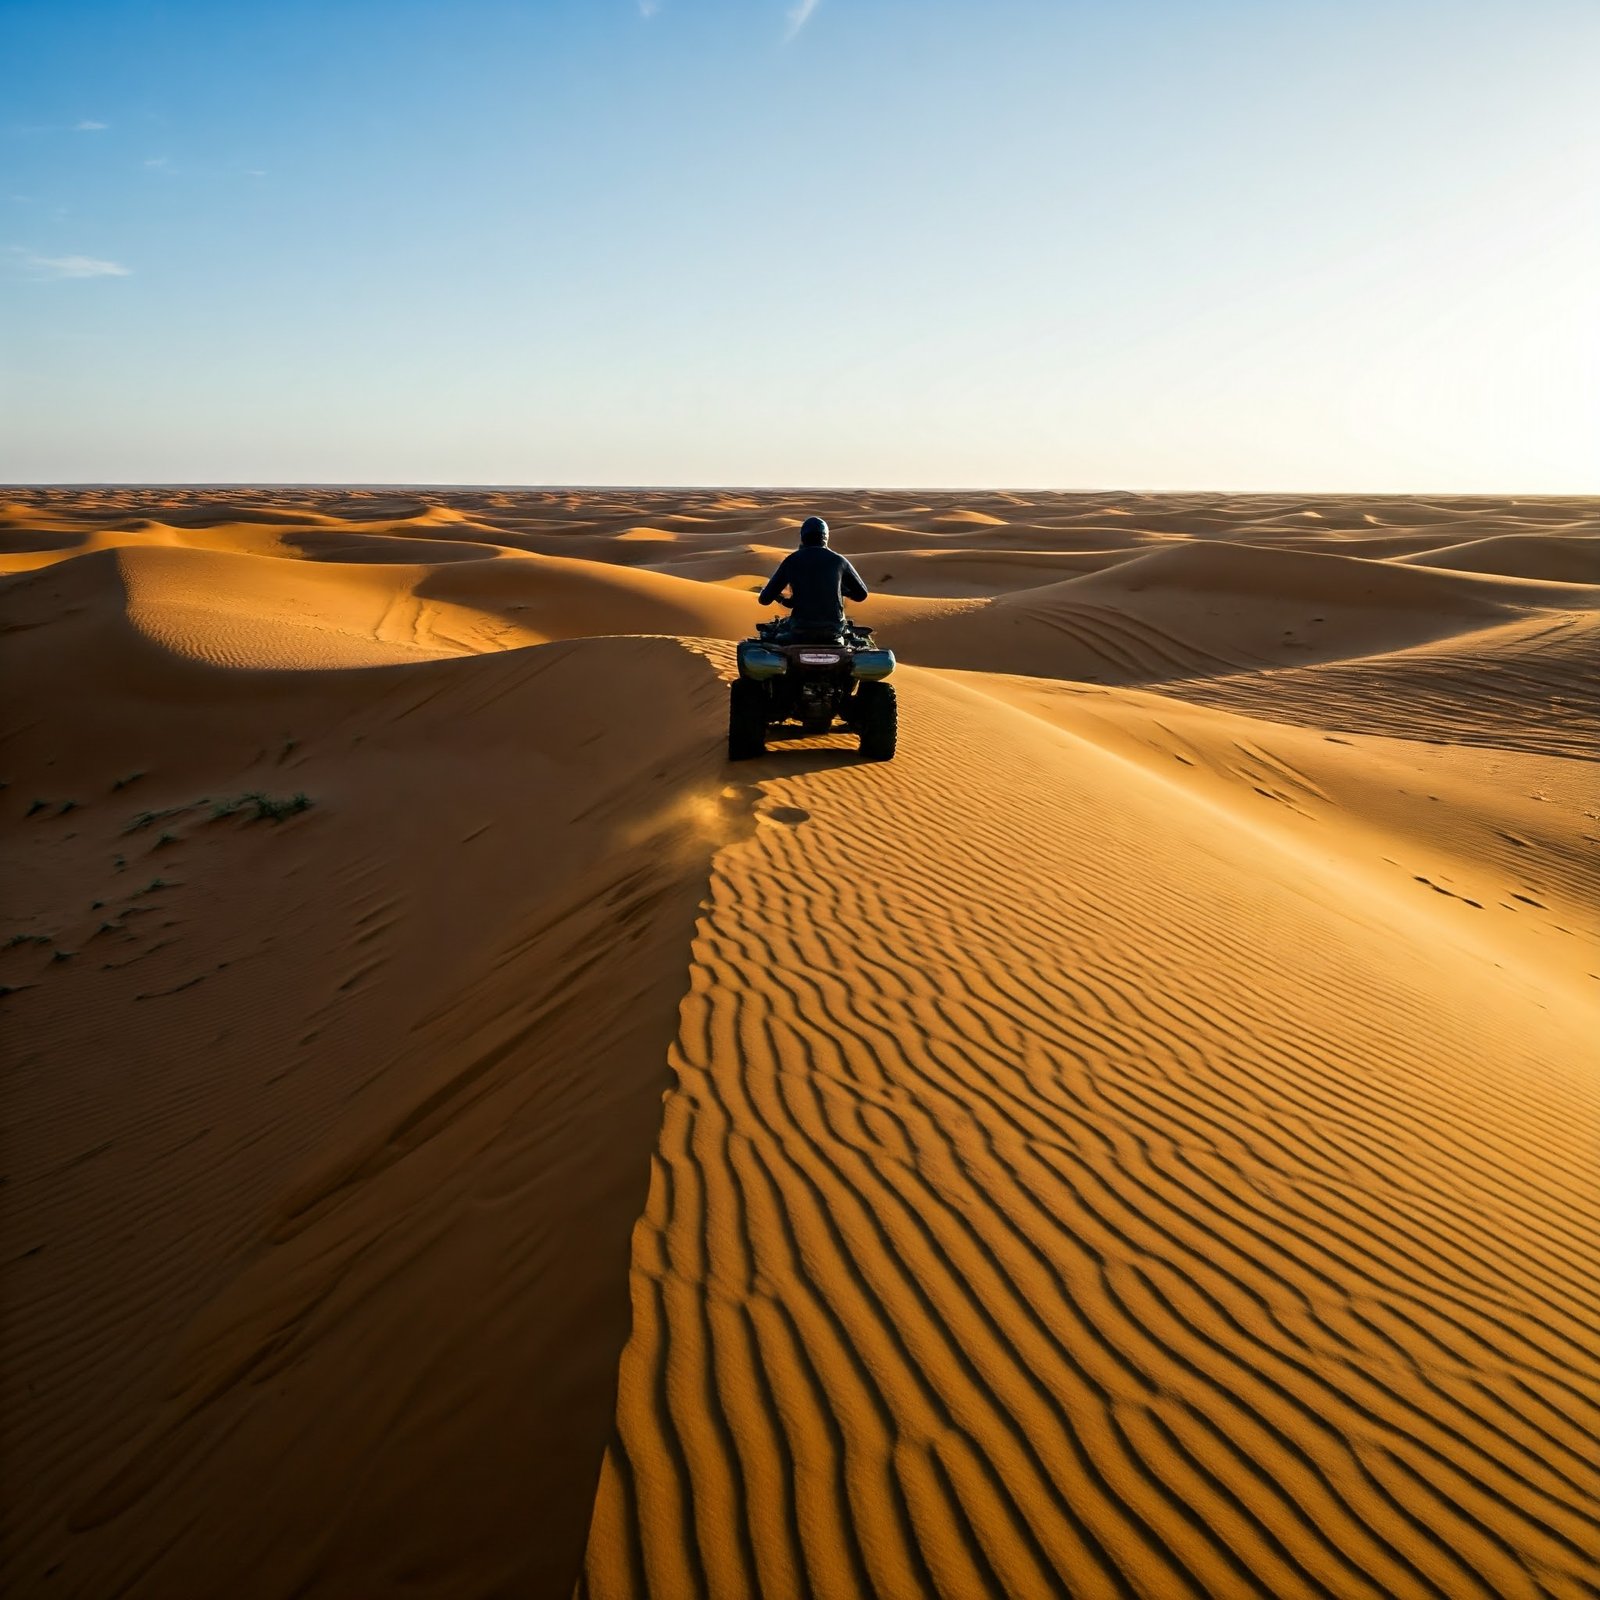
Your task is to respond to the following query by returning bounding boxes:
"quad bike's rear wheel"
[856,681,897,761]
[728,678,768,760]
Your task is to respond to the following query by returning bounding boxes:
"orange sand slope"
[3,488,1598,1599]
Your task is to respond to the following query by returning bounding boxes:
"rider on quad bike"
[728,516,898,761]
[757,515,869,633]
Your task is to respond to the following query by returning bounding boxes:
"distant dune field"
[3,488,1597,1598]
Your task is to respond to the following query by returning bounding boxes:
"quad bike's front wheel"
[856,681,897,761]
[728,678,768,760]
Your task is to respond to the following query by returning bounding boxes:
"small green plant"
[113,854,126,872]
[155,832,178,848]
[213,791,314,823]
[4,932,50,950]
[51,949,75,963]
[58,800,78,815]
[112,771,146,791]
[136,878,173,895]
[26,799,48,817]
[125,805,189,833]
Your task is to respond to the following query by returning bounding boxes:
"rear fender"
[738,643,788,681]
[851,649,896,681]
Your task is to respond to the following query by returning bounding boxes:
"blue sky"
[2,0,1597,489]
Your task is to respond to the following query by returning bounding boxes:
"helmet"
[799,515,829,546]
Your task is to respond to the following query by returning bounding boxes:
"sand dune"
[3,622,745,1594]
[1069,537,1595,608]
[1392,534,1600,585]
[1173,613,1600,760]
[885,539,1600,690]
[583,666,1598,1599]
[837,548,1141,599]
[3,488,1597,1598]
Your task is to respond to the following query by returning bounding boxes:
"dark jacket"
[758,545,869,627]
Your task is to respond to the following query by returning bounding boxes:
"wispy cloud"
[784,0,820,40]
[143,155,171,170]
[6,247,131,279]
[638,0,660,16]
[74,120,108,132]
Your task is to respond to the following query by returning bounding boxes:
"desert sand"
[2,488,1597,1598]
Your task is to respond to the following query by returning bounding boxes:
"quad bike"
[728,617,897,761]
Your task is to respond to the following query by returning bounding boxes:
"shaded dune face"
[2,488,1597,1599]
[1,603,749,1595]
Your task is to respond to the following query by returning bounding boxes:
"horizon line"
[5,482,1597,500]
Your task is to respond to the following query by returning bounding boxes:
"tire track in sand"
[581,667,1599,1599]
